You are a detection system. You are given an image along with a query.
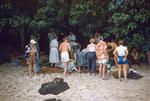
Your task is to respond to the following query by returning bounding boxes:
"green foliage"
[28,0,68,31]
[127,33,145,48]
[0,0,150,54]
[9,16,30,28]
[0,18,7,32]
[108,12,130,26]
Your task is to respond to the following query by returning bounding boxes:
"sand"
[0,63,150,101]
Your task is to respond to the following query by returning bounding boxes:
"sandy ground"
[0,63,150,101]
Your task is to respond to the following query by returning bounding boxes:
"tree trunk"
[20,31,24,50]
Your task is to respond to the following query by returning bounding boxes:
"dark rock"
[44,98,61,101]
[39,78,69,95]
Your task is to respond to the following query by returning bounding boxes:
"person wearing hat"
[113,40,129,82]
[59,37,71,77]
[28,39,37,77]
[96,36,108,80]
[86,38,96,75]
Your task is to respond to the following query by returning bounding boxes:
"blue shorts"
[118,56,128,64]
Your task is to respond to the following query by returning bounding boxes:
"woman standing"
[113,40,129,82]
[49,36,59,67]
[96,36,108,79]
[28,39,37,77]
[86,38,96,75]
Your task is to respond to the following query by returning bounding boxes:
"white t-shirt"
[87,43,96,52]
[114,45,127,56]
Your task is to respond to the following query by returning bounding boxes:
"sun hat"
[30,39,36,44]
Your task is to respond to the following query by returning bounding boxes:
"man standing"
[59,37,71,77]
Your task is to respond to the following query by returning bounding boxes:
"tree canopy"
[0,0,150,54]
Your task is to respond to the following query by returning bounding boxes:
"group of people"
[25,29,129,82]
[86,35,128,81]
[48,29,79,77]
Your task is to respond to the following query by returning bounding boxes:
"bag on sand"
[112,69,144,79]
[38,77,70,95]
[127,70,144,79]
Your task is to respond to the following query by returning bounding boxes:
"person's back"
[96,40,108,60]
[59,37,71,77]
[113,40,128,82]
[49,37,59,67]
[59,42,70,52]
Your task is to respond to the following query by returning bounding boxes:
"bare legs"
[28,64,37,77]
[118,64,128,81]
[114,56,118,67]
[29,64,32,77]
[123,64,128,81]
[118,65,122,81]
[63,62,68,77]
[99,64,106,79]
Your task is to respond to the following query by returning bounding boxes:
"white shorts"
[97,59,107,64]
[61,52,70,62]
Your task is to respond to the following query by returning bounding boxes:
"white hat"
[30,39,36,44]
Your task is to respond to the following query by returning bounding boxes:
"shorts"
[118,56,128,64]
[61,52,70,62]
[97,59,107,64]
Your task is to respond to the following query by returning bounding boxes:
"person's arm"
[104,44,109,59]
[68,43,71,52]
[56,40,59,48]
[74,34,76,41]
[59,44,62,52]
[111,43,116,51]
[113,49,118,60]
[124,47,128,61]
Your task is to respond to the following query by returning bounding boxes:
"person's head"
[53,35,58,40]
[50,27,54,32]
[61,32,64,35]
[132,47,137,52]
[63,37,68,42]
[30,39,36,46]
[99,35,104,40]
[69,31,74,35]
[95,32,99,37]
[118,40,124,45]
[107,42,111,46]
[89,38,95,43]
